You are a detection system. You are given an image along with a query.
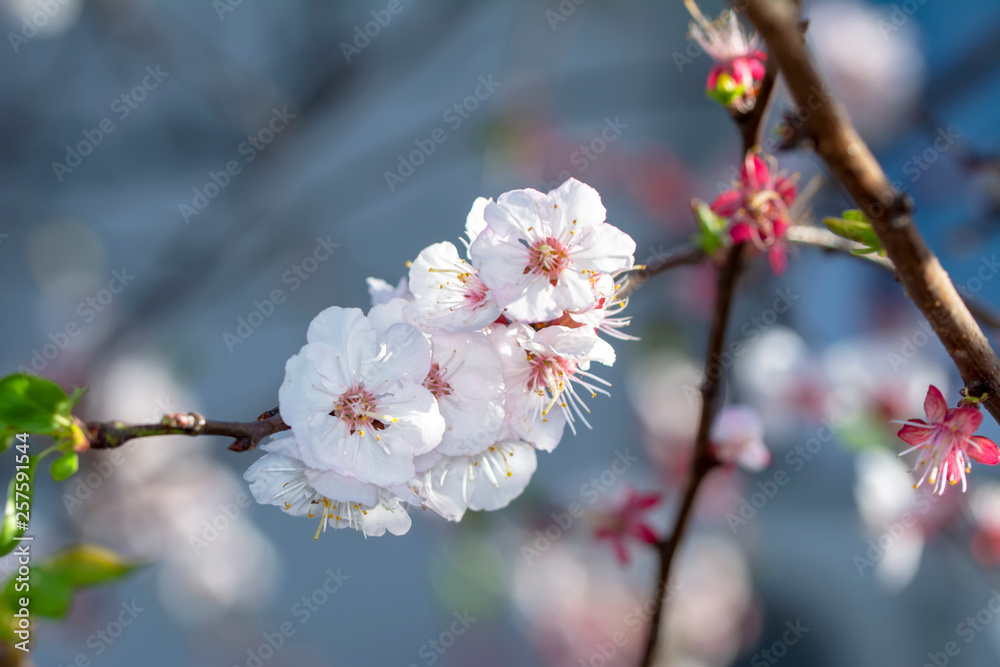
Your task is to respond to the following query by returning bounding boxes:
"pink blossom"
[710,151,796,274]
[686,0,767,112]
[710,404,771,471]
[593,488,662,565]
[894,385,999,495]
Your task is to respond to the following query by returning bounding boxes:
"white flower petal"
[418,440,538,521]
[305,307,377,378]
[570,223,636,273]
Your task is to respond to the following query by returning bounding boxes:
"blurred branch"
[80,408,286,453]
[638,244,745,667]
[743,0,1000,422]
[638,8,785,664]
[732,48,778,154]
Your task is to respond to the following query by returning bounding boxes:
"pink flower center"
[330,385,385,435]
[527,237,571,285]
[464,274,490,309]
[526,352,576,392]
[423,363,453,399]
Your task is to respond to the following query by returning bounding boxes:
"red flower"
[710,151,797,274]
[593,488,662,565]
[894,385,1000,495]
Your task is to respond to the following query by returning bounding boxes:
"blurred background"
[3,0,1000,665]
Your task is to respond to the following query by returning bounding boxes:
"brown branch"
[619,244,705,299]
[731,46,779,153]
[743,0,1000,422]
[638,244,745,667]
[80,408,287,452]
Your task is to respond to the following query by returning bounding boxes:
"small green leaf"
[0,374,71,434]
[50,451,79,481]
[2,567,74,619]
[692,200,727,254]
[823,210,885,256]
[0,456,36,557]
[67,385,87,409]
[42,545,140,588]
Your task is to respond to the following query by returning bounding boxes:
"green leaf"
[67,385,87,409]
[0,545,140,623]
[50,451,79,481]
[0,456,36,557]
[0,426,15,455]
[823,210,885,256]
[692,200,727,254]
[41,545,140,588]
[0,374,71,433]
[2,566,74,619]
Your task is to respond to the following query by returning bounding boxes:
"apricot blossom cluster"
[244,178,637,537]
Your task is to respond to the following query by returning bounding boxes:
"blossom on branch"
[893,385,1000,495]
[470,178,635,323]
[685,0,767,113]
[245,178,637,538]
[710,150,797,274]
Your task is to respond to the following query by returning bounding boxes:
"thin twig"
[638,244,746,667]
[743,0,1000,422]
[785,225,895,269]
[619,244,705,299]
[80,408,287,452]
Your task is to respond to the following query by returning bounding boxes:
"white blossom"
[470,178,635,323]
[279,306,445,486]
